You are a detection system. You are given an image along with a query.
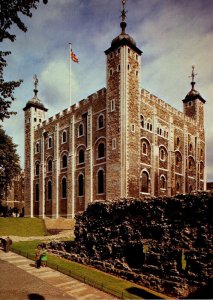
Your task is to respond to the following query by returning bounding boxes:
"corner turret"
[183,66,205,122]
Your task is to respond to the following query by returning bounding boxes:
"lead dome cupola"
[23,75,48,111]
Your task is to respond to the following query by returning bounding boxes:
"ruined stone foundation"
[49,193,213,298]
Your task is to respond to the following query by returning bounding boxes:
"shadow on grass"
[28,293,45,300]
[29,263,35,267]
[126,287,161,299]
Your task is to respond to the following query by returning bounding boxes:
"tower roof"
[105,0,142,55]
[183,65,205,104]
[23,75,48,112]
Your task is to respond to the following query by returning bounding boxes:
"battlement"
[141,89,196,125]
[35,87,106,132]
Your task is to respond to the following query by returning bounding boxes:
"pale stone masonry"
[23,8,206,218]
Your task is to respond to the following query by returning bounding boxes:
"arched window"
[98,115,104,129]
[141,115,144,128]
[78,123,84,137]
[98,170,104,194]
[189,143,192,152]
[62,177,67,198]
[147,119,152,131]
[35,184,39,201]
[141,171,149,193]
[200,149,203,157]
[36,142,40,153]
[177,137,180,146]
[78,174,84,196]
[176,155,180,166]
[62,131,67,143]
[160,175,166,189]
[160,148,165,161]
[98,143,105,158]
[176,182,180,192]
[200,162,204,179]
[35,162,40,176]
[47,181,52,200]
[142,142,147,155]
[48,159,52,172]
[48,137,52,148]
[79,149,85,164]
[62,154,67,168]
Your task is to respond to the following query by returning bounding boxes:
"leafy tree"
[0,126,21,199]
[0,0,48,121]
[0,51,23,121]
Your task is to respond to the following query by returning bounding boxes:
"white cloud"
[2,0,213,181]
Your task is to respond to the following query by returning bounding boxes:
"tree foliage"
[0,51,23,121]
[0,0,48,42]
[0,126,21,198]
[0,0,48,121]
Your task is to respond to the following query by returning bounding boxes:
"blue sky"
[2,0,213,181]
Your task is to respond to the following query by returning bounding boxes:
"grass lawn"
[12,240,167,299]
[0,218,47,236]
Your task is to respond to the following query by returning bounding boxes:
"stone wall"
[49,193,212,298]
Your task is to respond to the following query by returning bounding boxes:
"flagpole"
[69,42,72,107]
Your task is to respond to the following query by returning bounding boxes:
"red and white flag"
[70,50,79,63]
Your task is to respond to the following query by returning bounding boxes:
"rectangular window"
[112,138,116,150]
[131,124,135,132]
[111,99,115,112]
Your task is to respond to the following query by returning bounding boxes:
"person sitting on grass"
[5,236,12,252]
[41,244,47,267]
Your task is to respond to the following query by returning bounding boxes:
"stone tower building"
[23,3,206,218]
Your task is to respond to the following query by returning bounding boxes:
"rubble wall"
[73,193,212,298]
